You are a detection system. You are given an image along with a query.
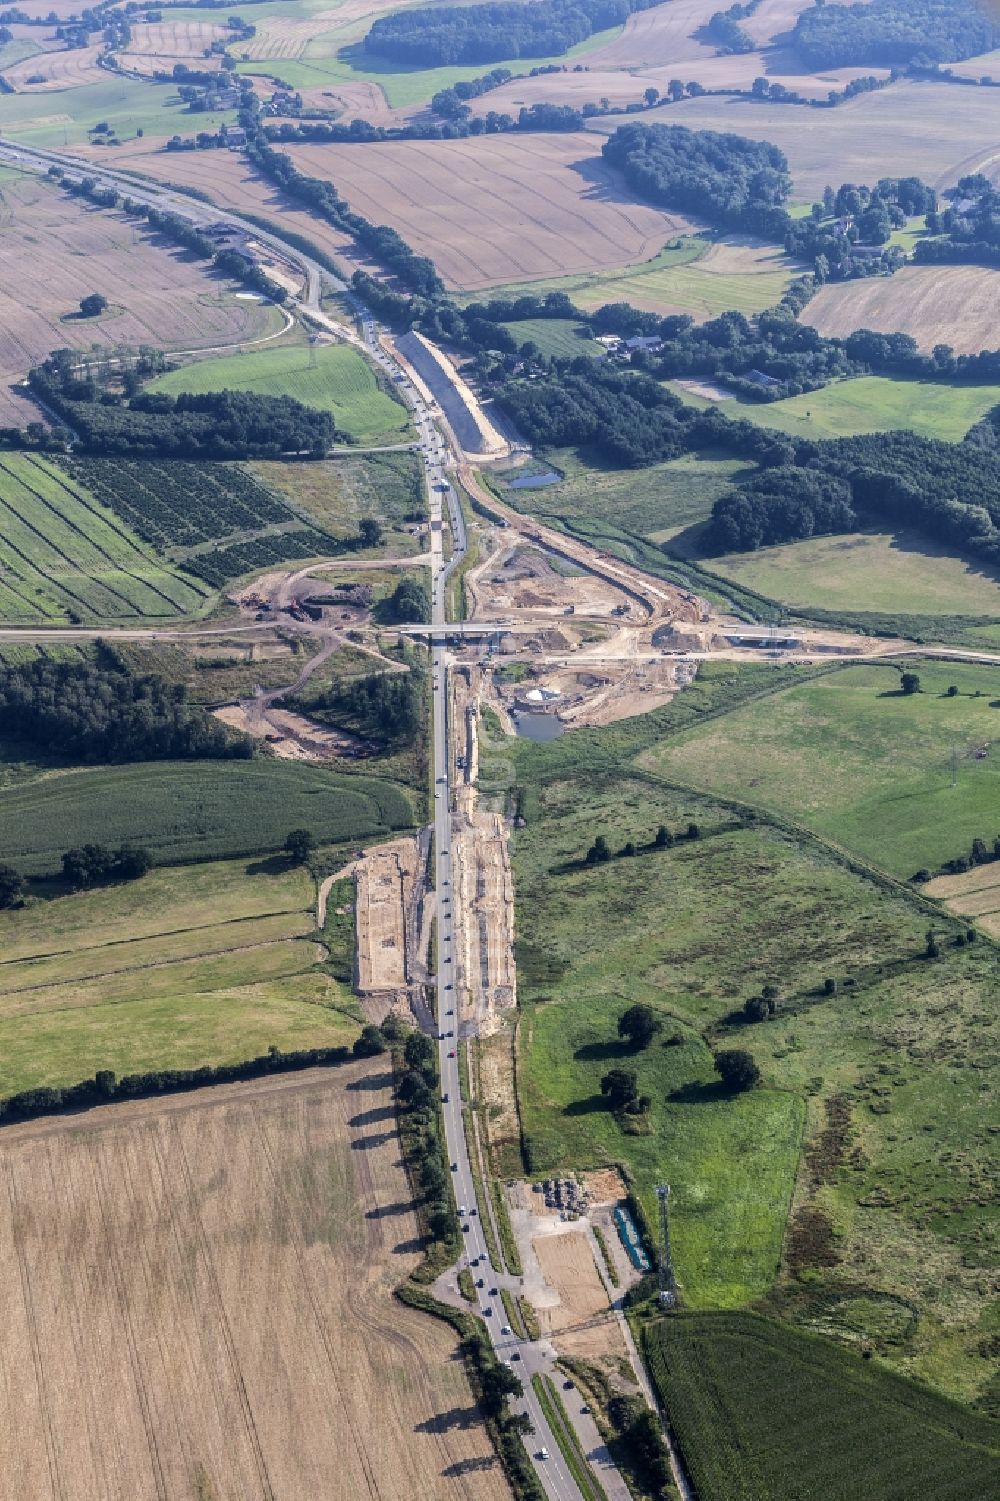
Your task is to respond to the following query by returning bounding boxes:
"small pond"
[514,711,564,741]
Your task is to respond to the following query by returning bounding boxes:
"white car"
[538,1449,549,1461]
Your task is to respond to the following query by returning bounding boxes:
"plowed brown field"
[0,171,277,426]
[285,133,694,289]
[0,1061,510,1501]
[803,264,1000,353]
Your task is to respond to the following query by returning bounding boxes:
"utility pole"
[656,1184,677,1308]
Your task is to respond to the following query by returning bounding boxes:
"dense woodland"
[602,123,791,239]
[29,350,338,459]
[313,668,425,745]
[791,0,1000,69]
[709,467,857,550]
[363,0,665,65]
[0,657,255,763]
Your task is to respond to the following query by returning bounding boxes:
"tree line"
[0,656,257,763]
[791,0,1000,69]
[0,1042,359,1128]
[29,348,338,459]
[363,0,667,67]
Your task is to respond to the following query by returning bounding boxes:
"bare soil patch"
[532,1228,626,1364]
[803,264,1000,354]
[0,1061,508,1500]
[284,134,695,290]
[355,836,421,995]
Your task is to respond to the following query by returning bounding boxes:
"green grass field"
[234,24,623,109]
[642,659,1000,878]
[510,773,943,1308]
[499,318,605,360]
[644,1313,1000,1501]
[708,529,1000,618]
[253,450,426,543]
[481,678,1000,1400]
[473,237,794,317]
[0,857,362,1097]
[0,758,414,874]
[151,344,411,445]
[500,449,751,541]
[0,76,236,145]
[671,376,1000,442]
[0,453,210,621]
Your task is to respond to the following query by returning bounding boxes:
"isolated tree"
[0,863,24,909]
[643,86,659,106]
[622,840,637,857]
[714,1048,760,1093]
[654,824,673,848]
[404,1030,436,1072]
[925,928,940,958]
[687,822,701,840]
[357,517,383,549]
[947,684,958,697]
[900,671,921,695]
[601,1067,639,1112]
[618,1003,662,1051]
[353,1024,386,1058]
[79,292,108,318]
[284,828,315,864]
[585,834,611,865]
[115,845,152,880]
[743,995,770,1023]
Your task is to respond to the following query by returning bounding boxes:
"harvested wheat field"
[925,865,1000,934]
[121,20,227,76]
[804,265,1000,354]
[77,138,382,278]
[2,42,105,90]
[587,83,1000,199]
[587,0,810,69]
[0,1061,509,1501]
[0,171,279,424]
[285,134,694,289]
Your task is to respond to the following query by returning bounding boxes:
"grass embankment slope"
[478,662,999,1402]
[0,856,362,1098]
[151,344,412,445]
[644,1313,1000,1501]
[0,758,413,874]
[643,659,1000,878]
